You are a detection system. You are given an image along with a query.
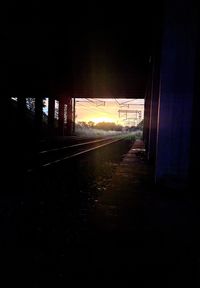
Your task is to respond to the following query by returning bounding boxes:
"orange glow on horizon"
[90,116,115,124]
[76,98,144,126]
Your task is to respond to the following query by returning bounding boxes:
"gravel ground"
[3,135,136,286]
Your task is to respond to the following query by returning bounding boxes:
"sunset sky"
[75,98,144,126]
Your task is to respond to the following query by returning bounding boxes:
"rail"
[27,134,130,173]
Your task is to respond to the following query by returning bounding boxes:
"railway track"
[27,134,131,172]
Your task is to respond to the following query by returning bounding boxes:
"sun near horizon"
[76,98,144,126]
[88,116,116,124]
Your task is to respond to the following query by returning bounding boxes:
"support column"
[189,7,199,193]
[17,97,26,138]
[72,98,76,134]
[147,55,160,164]
[35,97,43,138]
[18,97,26,113]
[67,97,72,135]
[155,0,197,188]
[143,79,152,151]
[58,96,65,136]
[48,97,55,136]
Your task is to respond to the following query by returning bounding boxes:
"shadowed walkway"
[3,139,198,287]
[72,140,198,287]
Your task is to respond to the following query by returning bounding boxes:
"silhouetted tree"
[95,122,122,131]
[78,121,89,128]
[88,121,95,128]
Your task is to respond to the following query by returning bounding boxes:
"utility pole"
[118,109,142,126]
[72,98,76,134]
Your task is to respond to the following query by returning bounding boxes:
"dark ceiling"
[5,1,163,98]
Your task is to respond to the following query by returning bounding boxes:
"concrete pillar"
[155,0,197,188]
[147,55,160,164]
[48,97,55,135]
[72,98,76,134]
[18,97,26,114]
[58,97,65,136]
[35,97,43,137]
[17,97,26,136]
[143,79,152,151]
[66,97,72,135]
[189,16,200,194]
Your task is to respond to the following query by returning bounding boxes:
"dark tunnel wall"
[190,6,200,194]
[144,0,199,188]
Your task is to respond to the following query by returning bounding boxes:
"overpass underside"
[8,0,199,190]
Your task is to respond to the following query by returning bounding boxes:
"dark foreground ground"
[1,137,200,287]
